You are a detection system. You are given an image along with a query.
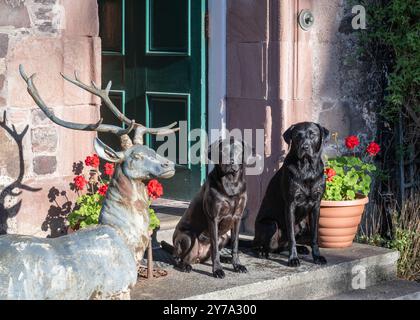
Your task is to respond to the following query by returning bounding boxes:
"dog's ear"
[316,124,330,151]
[283,125,295,145]
[317,124,330,143]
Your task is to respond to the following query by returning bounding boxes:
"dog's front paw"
[213,268,225,279]
[233,264,248,273]
[297,246,310,255]
[313,255,327,265]
[177,262,192,273]
[257,249,270,259]
[288,257,301,267]
[184,264,193,272]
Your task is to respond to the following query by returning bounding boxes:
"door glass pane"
[102,55,125,89]
[148,0,189,53]
[146,94,192,200]
[147,94,188,165]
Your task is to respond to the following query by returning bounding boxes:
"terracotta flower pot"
[319,195,369,248]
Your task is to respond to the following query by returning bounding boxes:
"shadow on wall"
[41,187,73,238]
[313,1,380,150]
[0,112,41,235]
[41,162,83,238]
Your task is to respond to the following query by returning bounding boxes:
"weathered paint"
[0,226,137,300]
[0,138,175,300]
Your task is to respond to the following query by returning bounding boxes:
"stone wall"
[0,0,101,237]
[227,0,314,233]
[227,0,380,234]
[311,0,380,155]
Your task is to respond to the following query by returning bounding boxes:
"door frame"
[207,0,227,147]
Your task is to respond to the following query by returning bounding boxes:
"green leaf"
[346,190,356,200]
[68,193,102,229]
[149,208,161,231]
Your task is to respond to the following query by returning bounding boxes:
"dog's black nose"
[303,144,310,151]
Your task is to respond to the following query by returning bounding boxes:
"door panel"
[146,0,190,54]
[146,92,190,164]
[99,0,124,53]
[99,0,206,201]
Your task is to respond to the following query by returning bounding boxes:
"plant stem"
[147,235,153,279]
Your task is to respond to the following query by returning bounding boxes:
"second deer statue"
[0,65,178,300]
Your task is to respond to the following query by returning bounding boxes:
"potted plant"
[319,135,380,248]
[67,154,114,233]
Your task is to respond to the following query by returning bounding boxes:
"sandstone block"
[227,0,268,43]
[33,155,57,175]
[63,36,101,106]
[227,42,267,100]
[31,127,58,153]
[62,0,99,37]
[7,37,64,108]
[55,105,98,176]
[0,1,31,28]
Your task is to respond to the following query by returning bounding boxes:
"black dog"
[162,138,250,278]
[253,122,329,267]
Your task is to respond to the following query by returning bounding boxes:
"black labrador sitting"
[253,122,329,267]
[162,138,250,278]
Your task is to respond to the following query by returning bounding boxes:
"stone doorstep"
[132,243,400,300]
[153,200,253,246]
[153,198,188,231]
[147,202,418,301]
[151,199,187,249]
[324,279,420,300]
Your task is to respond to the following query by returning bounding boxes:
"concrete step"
[133,243,400,300]
[323,279,420,300]
[151,199,188,247]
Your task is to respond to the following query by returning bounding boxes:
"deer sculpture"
[0,65,178,300]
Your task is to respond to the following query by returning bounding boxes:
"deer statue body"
[0,66,178,300]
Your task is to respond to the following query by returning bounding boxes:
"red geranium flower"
[73,175,87,191]
[147,179,163,200]
[85,154,100,168]
[98,184,109,196]
[345,136,360,150]
[104,163,115,176]
[366,142,380,156]
[325,168,336,182]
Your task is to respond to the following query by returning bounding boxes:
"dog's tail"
[160,241,174,255]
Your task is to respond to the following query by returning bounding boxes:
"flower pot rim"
[321,194,369,207]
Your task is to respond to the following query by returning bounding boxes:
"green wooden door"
[98,0,207,200]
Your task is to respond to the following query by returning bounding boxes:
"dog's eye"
[309,132,315,138]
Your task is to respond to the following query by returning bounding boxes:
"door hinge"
[205,11,210,38]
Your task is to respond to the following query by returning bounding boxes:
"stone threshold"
[133,243,400,300]
[152,198,189,231]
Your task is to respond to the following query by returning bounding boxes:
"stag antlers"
[19,65,179,149]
